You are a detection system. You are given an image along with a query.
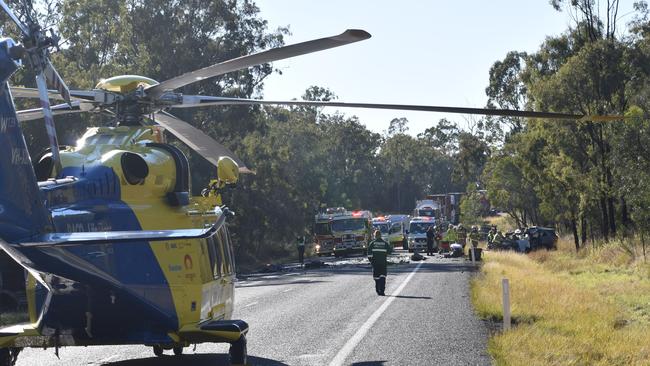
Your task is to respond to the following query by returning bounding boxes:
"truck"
[312,207,343,256]
[331,210,372,257]
[414,193,464,225]
[407,216,436,252]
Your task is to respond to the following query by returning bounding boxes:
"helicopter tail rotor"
[1,0,72,175]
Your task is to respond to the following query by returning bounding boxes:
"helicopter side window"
[214,226,235,276]
[224,227,237,274]
[96,134,113,145]
[205,236,222,279]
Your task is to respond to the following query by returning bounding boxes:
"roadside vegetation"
[472,237,650,365]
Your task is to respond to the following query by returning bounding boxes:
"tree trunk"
[621,196,630,230]
[600,196,610,240]
[581,215,588,246]
[607,195,616,236]
[571,219,580,252]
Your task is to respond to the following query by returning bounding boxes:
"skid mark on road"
[328,261,424,366]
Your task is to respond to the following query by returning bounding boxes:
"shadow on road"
[104,354,288,366]
[351,362,387,366]
[389,295,432,300]
[237,279,330,288]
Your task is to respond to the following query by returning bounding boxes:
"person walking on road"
[296,235,306,266]
[426,225,435,256]
[368,230,392,296]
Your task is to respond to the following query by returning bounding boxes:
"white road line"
[328,261,424,366]
[244,302,258,307]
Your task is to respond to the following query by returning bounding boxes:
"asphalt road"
[15,250,491,366]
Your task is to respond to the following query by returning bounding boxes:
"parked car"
[525,227,558,250]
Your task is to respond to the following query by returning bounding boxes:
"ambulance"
[407,216,437,252]
[386,214,410,247]
[372,217,390,238]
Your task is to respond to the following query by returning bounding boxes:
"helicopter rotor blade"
[152,111,253,174]
[35,72,63,173]
[0,0,29,36]
[171,95,626,122]
[10,86,99,102]
[146,29,371,98]
[16,101,92,122]
[43,60,71,105]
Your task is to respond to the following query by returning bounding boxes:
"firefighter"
[444,225,458,246]
[487,226,497,247]
[492,231,505,249]
[457,224,468,248]
[368,230,392,296]
[469,226,480,248]
[296,235,306,265]
[435,225,445,253]
[426,225,435,256]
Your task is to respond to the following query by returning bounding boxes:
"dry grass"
[472,238,650,366]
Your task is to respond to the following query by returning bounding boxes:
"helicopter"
[0,1,630,366]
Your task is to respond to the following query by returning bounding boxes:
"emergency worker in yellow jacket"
[457,224,468,248]
[469,226,480,248]
[367,230,393,296]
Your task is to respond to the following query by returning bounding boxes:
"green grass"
[472,237,650,365]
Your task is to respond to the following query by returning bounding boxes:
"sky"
[253,0,637,136]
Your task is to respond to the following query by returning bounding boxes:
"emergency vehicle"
[407,216,437,252]
[331,210,372,256]
[386,215,410,247]
[372,217,390,238]
[312,207,342,256]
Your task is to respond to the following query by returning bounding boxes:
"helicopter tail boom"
[0,39,53,243]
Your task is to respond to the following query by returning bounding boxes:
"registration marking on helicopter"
[328,261,424,366]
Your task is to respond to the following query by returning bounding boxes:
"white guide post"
[502,278,511,330]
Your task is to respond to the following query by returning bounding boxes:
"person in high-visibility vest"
[457,224,468,248]
[444,225,458,244]
[367,230,392,296]
[469,226,480,248]
[296,235,306,265]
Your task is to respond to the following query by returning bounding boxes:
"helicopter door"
[201,225,235,321]
[217,227,236,319]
